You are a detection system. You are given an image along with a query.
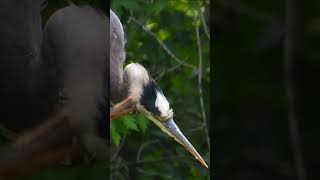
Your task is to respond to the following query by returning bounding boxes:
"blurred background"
[110,0,210,180]
[214,0,320,179]
[0,0,108,180]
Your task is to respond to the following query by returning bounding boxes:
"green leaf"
[145,20,158,31]
[110,122,121,145]
[135,114,148,133]
[113,116,129,134]
[170,0,188,13]
[151,1,168,15]
[122,116,139,131]
[157,29,171,41]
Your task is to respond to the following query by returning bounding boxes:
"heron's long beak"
[110,96,135,120]
[111,98,208,168]
[147,115,208,168]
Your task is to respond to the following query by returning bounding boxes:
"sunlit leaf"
[145,21,158,31]
[157,29,171,41]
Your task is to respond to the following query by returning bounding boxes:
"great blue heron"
[0,1,108,177]
[110,10,208,168]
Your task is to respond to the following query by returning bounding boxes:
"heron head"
[122,63,208,168]
[123,63,173,120]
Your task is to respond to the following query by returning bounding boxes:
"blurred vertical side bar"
[103,0,110,180]
[284,0,306,179]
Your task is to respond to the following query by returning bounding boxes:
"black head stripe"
[140,80,161,116]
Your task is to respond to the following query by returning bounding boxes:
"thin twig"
[154,49,194,80]
[194,14,210,154]
[111,155,190,171]
[110,134,126,163]
[284,0,306,179]
[136,167,170,178]
[154,64,181,80]
[127,16,196,69]
[136,140,159,162]
[188,123,205,133]
[199,5,210,40]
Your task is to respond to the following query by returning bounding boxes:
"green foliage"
[110,121,121,145]
[111,113,149,145]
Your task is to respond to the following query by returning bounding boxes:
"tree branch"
[199,5,210,40]
[127,16,196,69]
[194,14,210,155]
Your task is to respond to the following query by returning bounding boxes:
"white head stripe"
[155,91,170,117]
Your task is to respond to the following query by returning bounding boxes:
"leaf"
[135,114,148,133]
[110,122,121,145]
[145,20,158,31]
[157,29,171,41]
[122,116,139,131]
[170,0,188,13]
[151,1,168,15]
[113,116,129,134]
